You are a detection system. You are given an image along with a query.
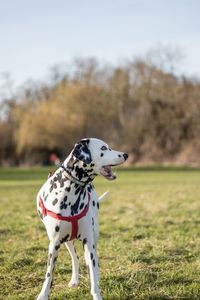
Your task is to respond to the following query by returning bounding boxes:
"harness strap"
[39,192,91,240]
[70,220,78,240]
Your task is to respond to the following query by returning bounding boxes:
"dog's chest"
[41,170,94,217]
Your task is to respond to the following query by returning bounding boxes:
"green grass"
[1,167,200,299]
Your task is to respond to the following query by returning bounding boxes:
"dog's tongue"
[104,166,111,173]
[107,172,117,180]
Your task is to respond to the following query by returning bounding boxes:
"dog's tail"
[98,191,109,203]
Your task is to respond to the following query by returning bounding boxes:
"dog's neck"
[62,155,96,186]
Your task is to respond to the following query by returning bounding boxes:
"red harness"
[39,192,91,240]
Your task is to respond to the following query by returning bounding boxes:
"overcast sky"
[0,0,200,87]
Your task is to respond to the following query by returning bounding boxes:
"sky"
[0,0,200,88]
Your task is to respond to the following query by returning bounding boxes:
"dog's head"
[70,138,128,180]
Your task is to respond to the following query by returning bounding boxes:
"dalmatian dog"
[36,138,128,300]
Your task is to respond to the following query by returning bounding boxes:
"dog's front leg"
[37,240,60,300]
[84,238,102,300]
[65,241,79,288]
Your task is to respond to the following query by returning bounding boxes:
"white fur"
[36,138,127,300]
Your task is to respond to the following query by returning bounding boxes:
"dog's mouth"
[99,165,117,180]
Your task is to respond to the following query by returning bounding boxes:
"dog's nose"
[123,153,128,161]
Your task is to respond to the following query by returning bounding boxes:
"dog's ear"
[67,156,76,169]
[72,139,92,164]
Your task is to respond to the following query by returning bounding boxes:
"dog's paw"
[92,294,102,300]
[68,280,79,288]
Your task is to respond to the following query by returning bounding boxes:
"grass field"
[1,167,200,300]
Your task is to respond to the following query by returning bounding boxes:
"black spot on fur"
[71,189,84,214]
[53,181,58,188]
[92,217,94,226]
[90,253,93,260]
[97,202,99,210]
[87,185,91,192]
[83,190,86,198]
[49,179,57,193]
[60,201,68,210]
[93,201,95,207]
[79,202,84,210]
[83,238,87,248]
[85,139,90,144]
[38,210,43,220]
[60,234,70,243]
[55,244,60,251]
[47,272,50,277]
[53,171,68,188]
[64,196,68,202]
[73,140,92,164]
[75,186,81,195]
[65,186,71,192]
[55,226,60,232]
[60,202,65,210]
[93,259,96,267]
[100,153,104,157]
[52,198,58,206]
[53,257,57,264]
[75,166,88,180]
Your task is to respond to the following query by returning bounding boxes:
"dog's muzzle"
[123,153,128,161]
[99,152,128,180]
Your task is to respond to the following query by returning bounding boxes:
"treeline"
[1,52,200,166]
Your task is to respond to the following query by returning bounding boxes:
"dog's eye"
[101,145,108,151]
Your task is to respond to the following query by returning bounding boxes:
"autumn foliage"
[1,53,200,166]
